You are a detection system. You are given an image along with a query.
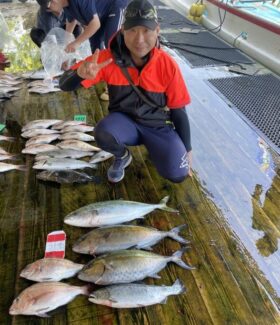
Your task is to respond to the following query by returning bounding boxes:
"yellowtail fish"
[64,196,178,228]
[78,248,194,284]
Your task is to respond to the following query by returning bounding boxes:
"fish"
[0,92,12,100]
[25,133,60,146]
[0,153,18,161]
[64,196,178,228]
[89,279,186,308]
[51,120,87,130]
[73,225,189,255]
[29,87,61,94]
[22,119,62,132]
[20,258,84,282]
[78,248,194,284]
[0,162,26,172]
[61,125,95,133]
[33,158,97,171]
[58,132,95,142]
[57,140,100,152]
[35,149,94,160]
[89,150,113,164]
[22,144,60,155]
[0,86,20,92]
[9,282,90,317]
[36,170,100,184]
[21,128,60,139]
[0,147,9,155]
[0,135,15,142]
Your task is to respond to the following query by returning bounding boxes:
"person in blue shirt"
[38,0,127,53]
[31,2,81,47]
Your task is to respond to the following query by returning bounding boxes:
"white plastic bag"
[40,27,91,78]
[0,12,10,50]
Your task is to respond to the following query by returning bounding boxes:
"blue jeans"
[94,112,188,182]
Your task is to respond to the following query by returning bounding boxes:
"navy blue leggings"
[94,112,188,183]
[89,7,125,51]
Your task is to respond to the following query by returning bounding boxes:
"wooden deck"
[1,2,280,325]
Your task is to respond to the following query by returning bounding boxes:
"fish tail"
[159,196,179,213]
[81,284,94,296]
[16,165,27,171]
[171,279,187,295]
[171,247,195,270]
[89,163,98,169]
[167,225,189,244]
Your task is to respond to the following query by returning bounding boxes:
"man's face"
[123,25,160,60]
[48,0,63,14]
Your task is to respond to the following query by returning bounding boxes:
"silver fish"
[0,135,15,142]
[21,128,60,139]
[20,258,84,282]
[35,149,94,160]
[9,282,89,317]
[57,140,100,152]
[22,119,62,132]
[78,248,194,284]
[58,132,95,142]
[0,147,9,155]
[26,133,60,146]
[33,158,97,171]
[22,144,60,155]
[0,162,25,172]
[61,125,94,133]
[89,150,113,164]
[36,170,100,184]
[89,279,186,308]
[73,225,189,255]
[51,120,87,130]
[0,153,18,161]
[29,87,61,94]
[64,196,178,228]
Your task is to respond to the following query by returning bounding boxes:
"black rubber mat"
[156,7,201,30]
[208,74,280,153]
[154,1,254,67]
[160,30,254,67]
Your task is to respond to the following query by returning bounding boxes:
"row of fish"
[10,197,192,316]
[0,71,22,102]
[20,119,113,182]
[0,135,26,172]
[10,280,185,316]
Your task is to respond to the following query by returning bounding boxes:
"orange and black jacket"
[60,31,192,149]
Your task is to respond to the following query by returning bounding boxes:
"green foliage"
[5,19,42,73]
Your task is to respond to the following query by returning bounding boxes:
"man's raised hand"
[77,49,112,80]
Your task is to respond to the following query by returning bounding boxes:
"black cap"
[36,0,50,8]
[123,0,158,31]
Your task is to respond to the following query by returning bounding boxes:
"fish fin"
[16,165,27,171]
[105,262,115,271]
[36,307,51,318]
[171,247,195,270]
[167,225,189,244]
[172,279,187,295]
[160,298,168,304]
[150,273,161,279]
[136,303,146,307]
[159,196,179,213]
[41,277,52,281]
[109,298,118,303]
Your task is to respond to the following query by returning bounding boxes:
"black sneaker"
[107,150,132,183]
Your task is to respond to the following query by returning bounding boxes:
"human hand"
[65,41,79,53]
[77,49,112,80]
